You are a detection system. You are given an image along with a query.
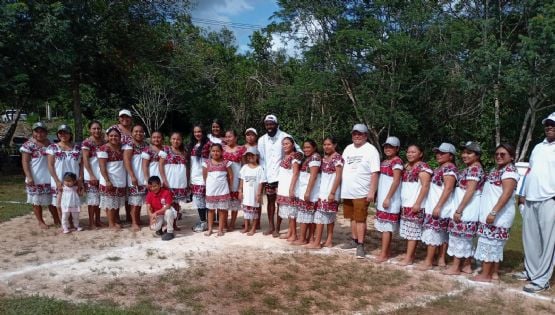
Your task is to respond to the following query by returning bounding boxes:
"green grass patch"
[0,295,162,315]
[0,175,31,222]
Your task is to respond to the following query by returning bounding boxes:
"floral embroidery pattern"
[49,143,81,161]
[448,220,477,238]
[320,153,343,174]
[376,210,400,223]
[190,142,211,159]
[458,165,485,191]
[223,146,246,163]
[98,145,123,162]
[380,156,403,177]
[143,146,163,162]
[423,214,449,232]
[431,163,458,186]
[280,152,303,169]
[486,164,517,187]
[163,146,188,165]
[402,161,432,183]
[477,223,510,240]
[300,153,321,173]
[81,138,103,157]
[316,199,339,212]
[400,206,424,223]
[21,140,48,159]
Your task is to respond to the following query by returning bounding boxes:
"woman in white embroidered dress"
[123,125,148,231]
[82,120,105,229]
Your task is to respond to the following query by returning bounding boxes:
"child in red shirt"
[146,176,177,241]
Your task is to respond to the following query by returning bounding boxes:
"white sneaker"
[63,229,71,234]
[76,227,84,231]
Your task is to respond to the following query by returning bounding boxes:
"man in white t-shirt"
[258,114,293,237]
[340,124,380,258]
[517,112,555,293]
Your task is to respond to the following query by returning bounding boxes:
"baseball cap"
[432,143,456,154]
[351,123,368,133]
[57,124,72,134]
[118,109,132,117]
[32,122,47,131]
[264,114,278,124]
[461,141,482,154]
[541,112,555,125]
[243,146,259,156]
[245,127,258,136]
[383,136,400,147]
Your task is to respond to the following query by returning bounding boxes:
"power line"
[190,17,308,35]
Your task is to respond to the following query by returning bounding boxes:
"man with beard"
[258,114,294,237]
[516,112,555,293]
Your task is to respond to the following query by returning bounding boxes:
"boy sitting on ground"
[146,176,177,241]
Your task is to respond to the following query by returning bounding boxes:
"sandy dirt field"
[0,202,554,314]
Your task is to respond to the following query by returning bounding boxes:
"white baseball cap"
[264,114,278,123]
[351,123,368,133]
[245,127,258,136]
[432,143,456,154]
[118,109,132,117]
[243,146,259,156]
[383,136,400,147]
[542,112,555,125]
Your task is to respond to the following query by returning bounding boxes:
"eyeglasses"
[494,152,507,158]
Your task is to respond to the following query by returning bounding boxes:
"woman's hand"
[432,206,440,219]
[453,211,462,223]
[486,214,495,224]
[382,197,391,210]
[411,203,421,214]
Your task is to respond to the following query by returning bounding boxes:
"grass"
[0,295,162,315]
[0,175,30,222]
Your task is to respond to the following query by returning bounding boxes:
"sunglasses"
[494,152,507,158]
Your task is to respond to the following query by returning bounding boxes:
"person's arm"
[453,180,478,222]
[432,175,456,218]
[366,172,379,203]
[98,157,112,189]
[487,177,518,224]
[202,162,208,183]
[155,191,173,215]
[141,152,151,185]
[159,157,169,188]
[82,148,97,185]
[257,137,265,168]
[237,178,244,202]
[123,148,137,187]
[304,164,320,202]
[47,153,62,191]
[382,169,402,209]
[57,187,62,209]
[289,162,300,198]
[21,152,34,185]
[78,153,85,195]
[412,171,431,213]
[226,164,233,190]
[328,164,343,202]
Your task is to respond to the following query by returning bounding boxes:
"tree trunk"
[515,108,531,161]
[72,72,83,142]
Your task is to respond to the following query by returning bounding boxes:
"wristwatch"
[489,210,498,216]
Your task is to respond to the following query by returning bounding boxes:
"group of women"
[21,118,518,282]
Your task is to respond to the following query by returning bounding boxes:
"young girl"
[223,129,246,231]
[141,131,164,183]
[374,137,403,262]
[293,140,321,246]
[21,122,60,229]
[308,136,343,249]
[98,127,127,230]
[399,144,432,266]
[82,120,105,229]
[159,132,189,230]
[203,143,233,236]
[58,172,83,233]
[188,125,211,232]
[276,137,302,242]
[123,125,148,231]
[473,144,518,282]
[445,141,484,275]
[419,143,458,270]
[238,147,266,235]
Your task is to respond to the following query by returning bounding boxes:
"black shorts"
[265,182,278,195]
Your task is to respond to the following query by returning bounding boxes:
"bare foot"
[374,256,389,263]
[217,231,224,237]
[109,224,122,231]
[443,268,461,275]
[247,231,255,236]
[322,242,333,248]
[241,228,248,234]
[492,272,499,281]
[437,260,447,267]
[272,231,280,238]
[227,226,235,232]
[292,239,308,246]
[471,275,491,283]
[263,229,274,236]
[287,236,297,242]
[204,230,212,236]
[398,259,413,266]
[39,222,49,229]
[88,224,95,230]
[95,221,106,228]
[279,233,290,239]
[304,242,322,249]
[131,224,140,232]
[416,263,434,271]
[461,266,473,274]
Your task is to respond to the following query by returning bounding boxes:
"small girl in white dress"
[203,143,233,236]
[238,147,266,235]
[58,172,83,233]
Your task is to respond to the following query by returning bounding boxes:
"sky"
[189,0,289,54]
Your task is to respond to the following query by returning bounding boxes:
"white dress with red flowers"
[399,161,432,240]
[141,145,163,182]
[123,142,148,206]
[315,153,344,224]
[277,152,303,219]
[296,153,321,224]
[223,145,246,211]
[203,159,232,209]
[159,147,189,203]
[447,164,485,258]
[82,138,103,206]
[474,164,519,262]
[421,162,458,246]
[46,143,82,205]
[97,145,126,210]
[190,142,211,209]
[375,156,404,232]
[20,140,52,206]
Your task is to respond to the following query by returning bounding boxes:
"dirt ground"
[0,202,554,314]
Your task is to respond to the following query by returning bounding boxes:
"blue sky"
[190,0,281,53]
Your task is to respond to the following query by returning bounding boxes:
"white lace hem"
[447,235,474,258]
[421,228,448,246]
[400,219,423,240]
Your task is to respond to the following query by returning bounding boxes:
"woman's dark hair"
[323,136,340,153]
[282,136,297,152]
[303,139,318,151]
[63,172,77,182]
[407,144,425,160]
[210,143,223,152]
[148,176,161,185]
[106,126,121,136]
[225,129,238,138]
[211,119,224,136]
[170,131,185,153]
[88,120,102,129]
[495,143,516,159]
[188,124,209,160]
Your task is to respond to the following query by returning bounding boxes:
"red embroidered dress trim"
[486,164,517,186]
[320,153,343,174]
[477,223,510,240]
[448,220,477,238]
[163,146,188,165]
[223,146,246,163]
[400,206,424,223]
[458,165,485,191]
[376,210,400,223]
[423,214,449,231]
[380,156,403,177]
[316,199,339,212]
[431,163,458,187]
